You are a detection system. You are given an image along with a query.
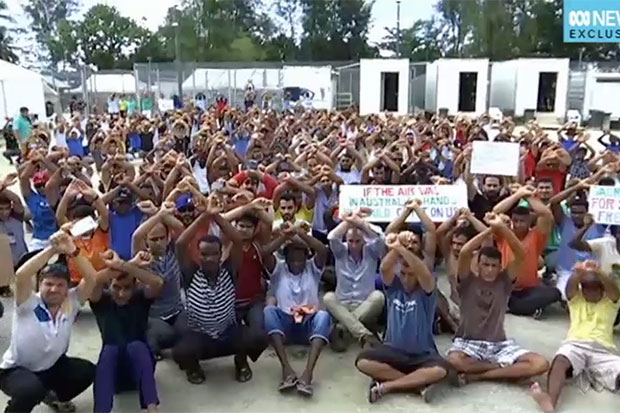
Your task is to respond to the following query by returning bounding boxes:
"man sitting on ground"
[262,222,331,397]
[0,230,97,412]
[324,208,385,351]
[355,231,450,404]
[447,213,550,385]
[530,260,620,412]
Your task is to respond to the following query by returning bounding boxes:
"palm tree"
[0,0,18,62]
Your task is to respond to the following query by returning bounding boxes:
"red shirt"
[523,151,537,179]
[236,243,264,305]
[535,168,567,194]
[233,171,278,199]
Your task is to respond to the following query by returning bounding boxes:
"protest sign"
[339,185,468,223]
[470,141,520,176]
[158,98,174,112]
[588,185,620,225]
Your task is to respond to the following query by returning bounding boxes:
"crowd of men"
[0,98,618,413]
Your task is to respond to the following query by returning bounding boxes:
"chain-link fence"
[129,61,357,114]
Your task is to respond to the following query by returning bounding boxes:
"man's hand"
[129,251,152,268]
[251,197,272,211]
[583,213,594,227]
[295,220,311,233]
[0,172,18,190]
[159,201,176,216]
[50,230,77,255]
[100,250,124,271]
[385,233,400,249]
[517,185,536,198]
[397,231,416,250]
[281,221,297,237]
[404,198,422,211]
[138,200,158,215]
[205,195,223,216]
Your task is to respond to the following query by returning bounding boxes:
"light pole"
[172,13,182,100]
[396,0,401,58]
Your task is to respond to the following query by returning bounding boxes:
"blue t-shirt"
[109,206,143,260]
[384,275,437,355]
[66,136,85,158]
[556,215,606,273]
[233,134,251,159]
[25,192,57,240]
[129,132,142,151]
[561,138,579,153]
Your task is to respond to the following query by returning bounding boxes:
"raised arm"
[296,226,328,269]
[568,213,594,252]
[386,199,415,234]
[489,215,525,281]
[380,234,401,286]
[457,227,493,280]
[527,193,554,237]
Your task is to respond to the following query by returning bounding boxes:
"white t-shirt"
[0,289,81,372]
[587,236,620,281]
[270,257,322,313]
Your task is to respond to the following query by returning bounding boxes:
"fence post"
[227,69,232,105]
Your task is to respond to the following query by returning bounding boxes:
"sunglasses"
[177,205,195,214]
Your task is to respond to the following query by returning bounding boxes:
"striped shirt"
[149,247,183,320]
[186,265,236,338]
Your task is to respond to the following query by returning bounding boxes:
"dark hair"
[238,213,259,227]
[19,107,28,113]
[598,177,615,187]
[453,226,475,240]
[482,175,502,185]
[280,192,298,204]
[0,194,11,205]
[569,197,589,209]
[283,240,308,258]
[535,178,553,186]
[611,225,620,236]
[39,262,70,284]
[198,234,222,251]
[478,246,502,261]
[69,205,95,220]
[511,205,531,217]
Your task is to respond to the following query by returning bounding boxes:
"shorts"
[357,344,450,374]
[263,306,332,344]
[556,341,620,392]
[448,337,529,368]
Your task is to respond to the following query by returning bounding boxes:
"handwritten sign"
[470,141,520,176]
[158,98,174,112]
[339,185,468,222]
[588,185,620,225]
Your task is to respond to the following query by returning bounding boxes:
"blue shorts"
[263,306,332,344]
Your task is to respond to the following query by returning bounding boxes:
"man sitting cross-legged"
[262,222,332,397]
[355,231,450,404]
[530,260,620,412]
[447,213,550,385]
[324,208,386,351]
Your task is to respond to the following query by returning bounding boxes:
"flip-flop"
[186,369,205,385]
[296,380,314,397]
[279,375,298,392]
[235,364,253,383]
[368,381,385,404]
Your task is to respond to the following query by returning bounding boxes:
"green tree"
[299,0,377,60]
[22,0,79,65]
[0,0,18,63]
[380,19,442,61]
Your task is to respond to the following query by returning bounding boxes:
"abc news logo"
[568,10,620,26]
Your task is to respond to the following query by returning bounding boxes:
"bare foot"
[529,382,554,413]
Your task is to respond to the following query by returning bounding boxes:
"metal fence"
[131,61,357,113]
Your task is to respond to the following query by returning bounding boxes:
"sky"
[6,0,436,62]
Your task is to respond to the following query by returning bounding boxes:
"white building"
[490,58,569,120]
[359,59,410,115]
[425,58,489,116]
[0,59,47,119]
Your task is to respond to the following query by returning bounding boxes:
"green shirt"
[13,115,31,141]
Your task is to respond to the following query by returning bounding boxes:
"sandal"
[296,380,313,397]
[186,368,205,385]
[235,364,253,383]
[43,394,76,413]
[368,381,385,404]
[278,375,298,393]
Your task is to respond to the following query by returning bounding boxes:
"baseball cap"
[32,170,50,186]
[175,193,194,210]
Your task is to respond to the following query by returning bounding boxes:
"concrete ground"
[1,296,619,413]
[0,131,619,412]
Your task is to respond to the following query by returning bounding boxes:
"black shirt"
[469,192,507,221]
[90,289,153,346]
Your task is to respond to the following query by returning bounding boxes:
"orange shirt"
[68,229,109,283]
[498,227,547,290]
